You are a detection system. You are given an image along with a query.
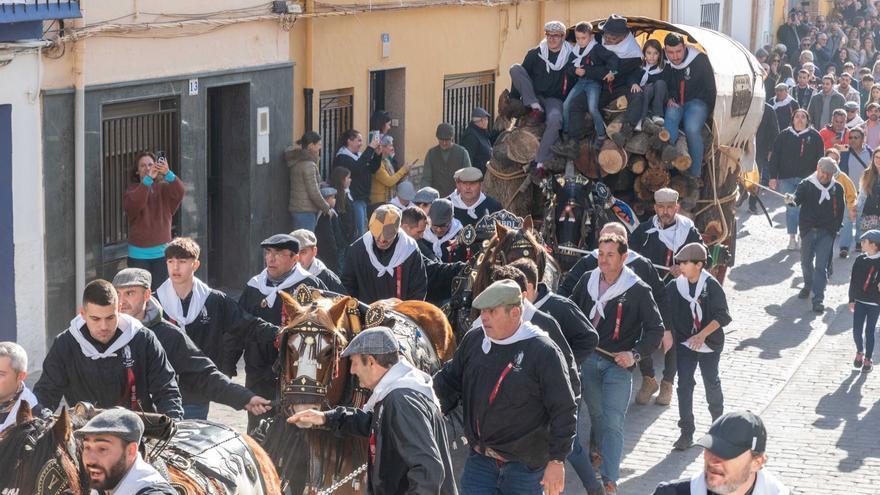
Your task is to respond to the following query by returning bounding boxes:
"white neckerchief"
[571,39,596,67]
[362,231,419,276]
[305,256,328,277]
[389,197,410,210]
[667,45,700,69]
[0,385,39,432]
[449,191,487,219]
[866,252,880,260]
[345,188,354,201]
[639,62,663,86]
[538,39,572,73]
[100,454,169,495]
[688,469,790,495]
[586,267,640,320]
[807,172,835,204]
[788,126,811,137]
[156,277,210,332]
[534,291,553,310]
[336,147,361,161]
[771,94,796,110]
[646,214,695,253]
[246,265,313,308]
[481,320,547,354]
[68,313,142,360]
[603,33,644,60]
[675,270,711,331]
[422,218,463,258]
[586,248,645,265]
[363,360,441,413]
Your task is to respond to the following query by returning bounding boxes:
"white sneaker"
[787,238,799,251]
[634,121,643,132]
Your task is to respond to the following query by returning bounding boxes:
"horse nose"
[293,403,320,414]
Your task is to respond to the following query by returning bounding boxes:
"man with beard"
[652,412,789,495]
[447,167,502,227]
[792,69,815,108]
[341,205,427,303]
[422,199,468,262]
[0,342,43,433]
[835,72,861,106]
[865,103,880,150]
[290,229,347,293]
[818,109,851,154]
[77,409,176,494]
[807,75,845,129]
[34,280,182,419]
[401,205,466,306]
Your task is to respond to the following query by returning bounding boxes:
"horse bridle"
[16,418,76,495]
[278,317,342,410]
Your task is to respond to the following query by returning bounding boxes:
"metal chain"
[316,462,368,495]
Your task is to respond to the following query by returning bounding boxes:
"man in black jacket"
[434,279,576,495]
[401,205,466,306]
[289,327,456,495]
[792,69,815,108]
[113,268,274,420]
[332,128,382,237]
[777,10,802,66]
[34,280,183,419]
[785,157,846,312]
[570,233,664,494]
[459,107,495,173]
[291,229,347,293]
[447,167,503,227]
[748,101,780,214]
[421,199,468,263]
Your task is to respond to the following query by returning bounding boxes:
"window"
[101,97,180,253]
[443,71,495,142]
[319,89,354,179]
[700,2,721,31]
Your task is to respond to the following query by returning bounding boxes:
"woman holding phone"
[123,150,186,290]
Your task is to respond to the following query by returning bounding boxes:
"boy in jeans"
[563,21,620,146]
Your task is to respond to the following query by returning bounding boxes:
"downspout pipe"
[74,12,85,301]
[304,0,314,132]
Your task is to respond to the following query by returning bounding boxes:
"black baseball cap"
[260,233,300,253]
[696,411,767,460]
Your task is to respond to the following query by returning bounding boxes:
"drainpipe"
[304,0,314,132]
[74,14,85,301]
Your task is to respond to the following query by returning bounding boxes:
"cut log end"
[598,140,628,175]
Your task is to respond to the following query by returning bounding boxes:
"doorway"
[0,105,14,341]
[206,84,251,289]
[369,68,406,162]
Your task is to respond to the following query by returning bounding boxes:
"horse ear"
[522,215,534,231]
[327,296,350,327]
[278,291,303,318]
[53,407,71,443]
[494,221,507,238]
[16,401,32,424]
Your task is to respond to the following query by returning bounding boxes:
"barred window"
[700,2,721,31]
[443,71,495,142]
[319,89,354,179]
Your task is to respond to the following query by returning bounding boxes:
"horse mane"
[472,217,549,297]
[375,300,457,362]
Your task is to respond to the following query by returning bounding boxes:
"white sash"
[422,219,463,258]
[807,172,835,204]
[362,232,419,277]
[538,39,572,73]
[449,191,487,219]
[156,277,210,332]
[0,385,39,432]
[363,360,441,413]
[586,267,640,320]
[646,215,695,254]
[68,313,142,360]
[246,265,313,308]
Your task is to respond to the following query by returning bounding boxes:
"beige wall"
[291,0,662,166]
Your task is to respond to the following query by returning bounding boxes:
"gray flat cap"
[320,186,337,198]
[817,156,839,174]
[472,107,491,119]
[861,230,880,244]
[473,279,522,310]
[436,123,455,140]
[397,180,416,202]
[414,187,440,204]
[113,268,152,289]
[261,233,300,252]
[674,242,708,262]
[654,187,680,204]
[290,229,317,249]
[544,20,566,34]
[429,199,454,226]
[774,83,789,91]
[453,167,483,182]
[845,101,860,110]
[341,326,400,357]
[74,408,144,445]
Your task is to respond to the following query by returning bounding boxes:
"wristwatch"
[549,459,565,465]
[631,350,642,363]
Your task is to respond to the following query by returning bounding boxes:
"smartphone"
[369,131,379,143]
[157,150,166,162]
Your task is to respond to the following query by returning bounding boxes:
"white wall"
[0,50,48,378]
[669,0,774,51]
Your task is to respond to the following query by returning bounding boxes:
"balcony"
[0,0,81,42]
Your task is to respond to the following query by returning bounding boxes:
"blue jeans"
[291,212,317,232]
[352,200,368,237]
[801,228,834,303]
[676,345,723,436]
[853,301,879,360]
[563,79,604,137]
[460,451,545,495]
[581,353,632,483]
[839,213,861,251]
[182,403,210,420]
[664,99,710,178]
[777,178,802,235]
[567,406,603,491]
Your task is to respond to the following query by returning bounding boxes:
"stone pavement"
[210,195,878,494]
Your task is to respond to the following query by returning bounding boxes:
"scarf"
[586,248,646,265]
[246,265,313,308]
[807,172,835,204]
[538,39,572,73]
[481,320,547,354]
[571,39,596,67]
[363,360,441,413]
[688,469,790,495]
[68,313,142,360]
[362,231,419,276]
[0,385,39,433]
[602,33,644,60]
[667,45,701,70]
[449,191,487,219]
[586,267,640,320]
[389,197,409,210]
[305,256,328,277]
[156,277,210,332]
[336,147,361,161]
[675,270,711,332]
[771,94,796,110]
[100,454,169,495]
[788,126,811,137]
[639,62,663,86]
[646,214,695,253]
[422,218,463,258]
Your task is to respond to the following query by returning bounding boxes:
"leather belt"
[473,446,509,463]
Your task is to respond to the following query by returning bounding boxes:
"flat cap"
[472,107,491,119]
[453,167,483,182]
[674,242,708,262]
[473,279,523,310]
[261,233,300,252]
[654,187,680,203]
[860,229,880,244]
[696,411,767,460]
[397,180,416,201]
[74,408,145,445]
[112,268,151,289]
[845,101,860,110]
[290,229,317,249]
[436,123,455,140]
[774,82,789,91]
[429,199,454,226]
[341,326,400,357]
[817,156,839,174]
[414,187,440,204]
[544,20,566,34]
[380,135,394,146]
[369,204,402,242]
[320,186,337,198]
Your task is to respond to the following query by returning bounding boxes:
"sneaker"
[603,480,618,494]
[854,352,865,369]
[863,359,874,372]
[840,248,849,259]
[787,237,799,251]
[672,433,693,451]
[798,288,810,299]
[812,301,825,313]
[634,120,643,132]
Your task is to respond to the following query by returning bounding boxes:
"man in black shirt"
[290,229,347,293]
[434,279,576,495]
[447,167,502,227]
